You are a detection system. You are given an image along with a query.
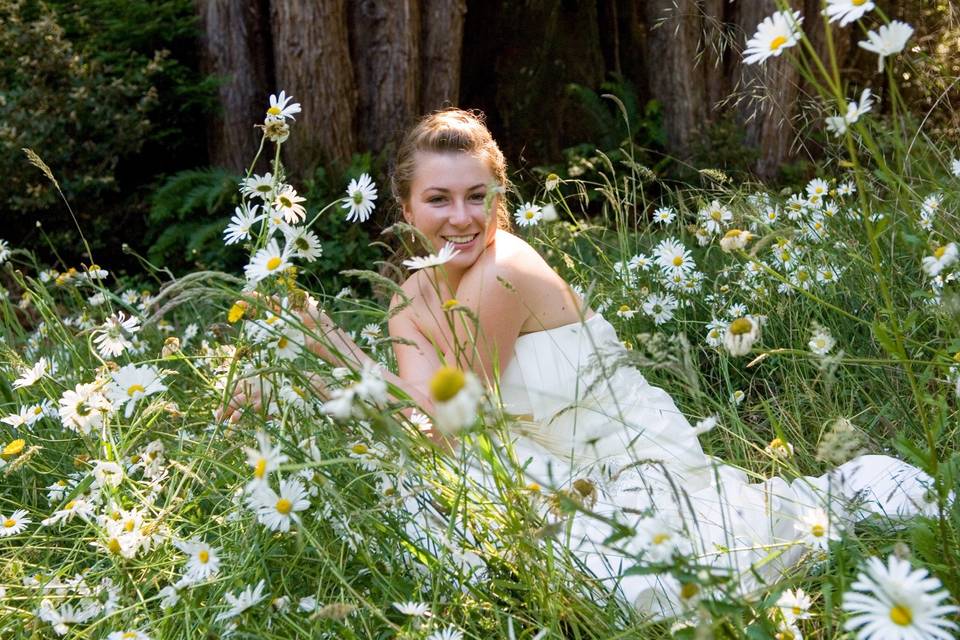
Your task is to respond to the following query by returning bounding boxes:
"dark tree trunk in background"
[419,0,466,112]
[644,0,709,159]
[197,0,273,172]
[349,0,421,153]
[271,0,356,175]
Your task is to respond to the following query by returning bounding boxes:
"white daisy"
[922,243,958,278]
[249,477,310,532]
[173,538,221,584]
[0,239,10,264]
[273,186,307,224]
[615,304,637,319]
[58,382,112,435]
[514,202,542,227]
[240,172,276,200]
[107,364,167,418]
[283,226,323,262]
[402,242,460,270]
[244,430,289,491]
[699,200,733,235]
[724,315,761,356]
[705,318,728,348]
[41,497,96,527]
[951,158,960,178]
[642,292,678,325]
[795,507,841,550]
[631,515,691,563]
[777,588,813,624]
[824,0,875,26]
[426,627,464,640]
[266,91,301,120]
[107,631,151,640]
[216,579,268,621]
[244,239,292,285]
[808,328,836,356]
[652,206,676,223]
[654,238,695,274]
[13,357,50,389]
[37,599,97,636]
[743,10,804,65]
[858,20,914,72]
[342,173,378,223]
[429,366,484,435]
[842,554,958,640]
[393,601,431,617]
[93,311,141,358]
[0,509,31,536]
[224,205,263,245]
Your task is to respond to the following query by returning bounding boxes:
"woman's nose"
[448,199,471,225]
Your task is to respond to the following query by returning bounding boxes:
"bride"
[225,108,937,617]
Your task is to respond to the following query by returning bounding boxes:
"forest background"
[2,0,957,286]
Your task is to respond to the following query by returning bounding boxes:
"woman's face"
[403,151,499,272]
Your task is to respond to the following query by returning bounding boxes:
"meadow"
[1,7,959,639]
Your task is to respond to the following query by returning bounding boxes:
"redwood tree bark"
[349,0,421,153]
[419,0,466,113]
[271,0,356,174]
[197,0,273,172]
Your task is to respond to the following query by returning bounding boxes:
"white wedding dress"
[407,314,937,618]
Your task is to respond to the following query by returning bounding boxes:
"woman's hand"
[215,377,262,424]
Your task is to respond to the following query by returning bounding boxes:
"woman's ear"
[401,201,413,225]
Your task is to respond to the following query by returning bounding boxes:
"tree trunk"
[197,0,273,172]
[271,0,356,175]
[644,0,709,159]
[420,0,466,113]
[349,0,421,153]
[733,0,801,179]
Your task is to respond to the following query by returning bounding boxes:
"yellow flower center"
[198,549,210,564]
[277,336,289,349]
[618,304,631,313]
[275,498,292,515]
[852,0,868,5]
[266,256,282,271]
[797,270,809,281]
[672,256,684,266]
[228,301,247,323]
[351,443,368,455]
[65,500,77,510]
[108,537,122,554]
[769,35,788,51]
[122,633,138,639]
[525,210,535,219]
[254,458,267,479]
[680,583,699,600]
[2,439,25,456]
[267,106,281,116]
[33,406,43,415]
[429,366,466,402]
[442,298,459,311]
[710,210,722,221]
[127,384,146,397]
[3,519,15,528]
[792,605,803,616]
[729,317,753,335]
[811,524,825,537]
[652,533,671,545]
[279,196,292,208]
[527,482,541,493]
[124,519,136,532]
[934,246,946,259]
[768,211,777,220]
[889,604,912,626]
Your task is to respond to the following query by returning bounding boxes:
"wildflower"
[827,88,874,136]
[263,117,290,143]
[766,437,794,459]
[842,554,958,640]
[13,357,50,389]
[37,599,97,636]
[730,389,745,404]
[724,316,761,356]
[653,206,676,223]
[360,323,381,343]
[514,202,542,227]
[654,238,694,274]
[777,588,813,624]
[402,242,460,270]
[705,318,728,348]
[41,498,96,527]
[173,538,221,584]
[107,364,167,418]
[107,631,151,640]
[249,477,310,532]
[92,461,124,489]
[393,601,431,617]
[342,173,378,223]
[699,200,733,235]
[642,292,678,325]
[951,158,960,178]
[631,515,691,562]
[693,415,718,436]
[795,507,840,550]
[240,172,276,200]
[921,193,943,218]
[216,579,268,621]
[298,596,317,612]
[244,430,288,491]
[540,203,558,222]
[426,628,464,640]
[858,21,914,72]
[719,229,752,253]
[823,0,874,26]
[93,311,141,358]
[615,304,637,319]
[266,90,301,120]
[629,253,652,271]
[355,361,389,406]
[0,509,30,536]
[0,239,9,264]
[808,327,836,356]
[244,239,292,285]
[58,382,112,435]
[273,186,307,224]
[429,366,483,435]
[224,205,263,245]
[743,11,804,65]
[922,243,957,277]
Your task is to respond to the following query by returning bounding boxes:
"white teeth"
[443,234,478,244]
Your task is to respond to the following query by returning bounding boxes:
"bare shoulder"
[464,231,554,292]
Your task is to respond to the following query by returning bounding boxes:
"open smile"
[441,233,479,246]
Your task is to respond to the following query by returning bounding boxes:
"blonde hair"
[391,108,512,230]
